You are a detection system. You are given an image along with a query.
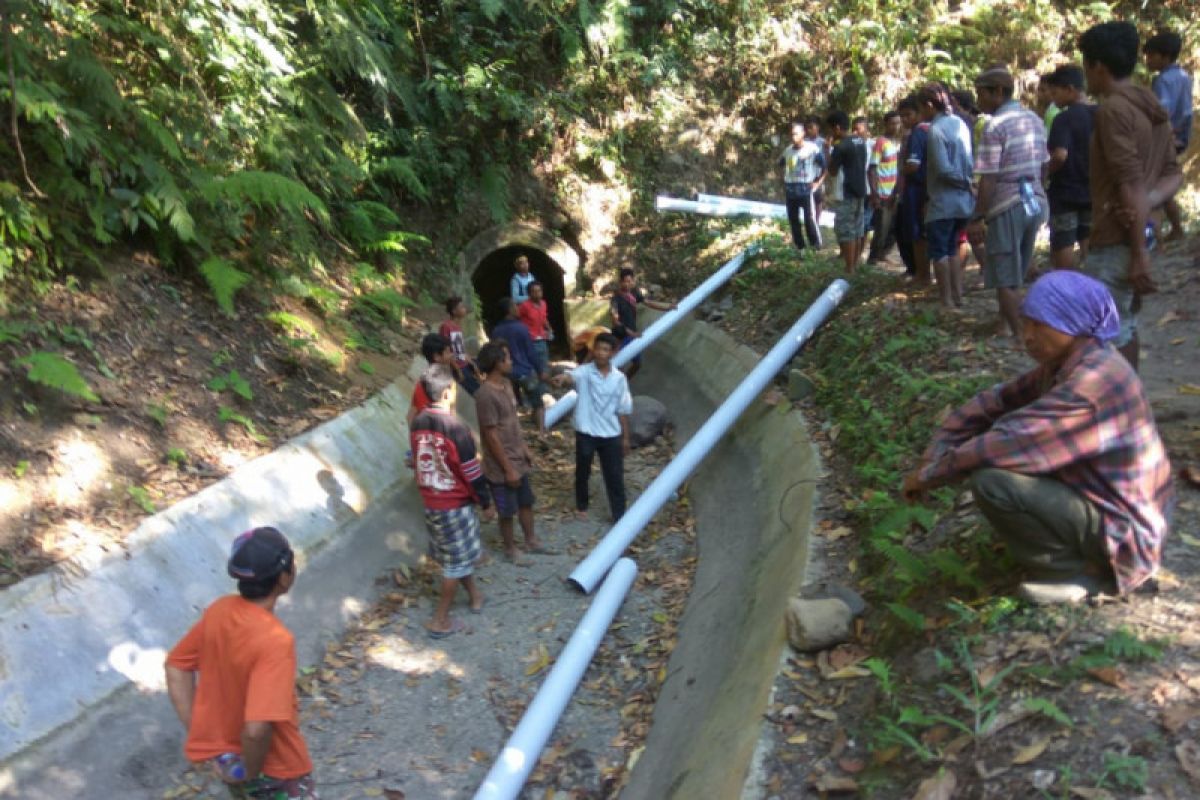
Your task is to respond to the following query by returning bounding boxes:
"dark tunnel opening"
[472,246,570,358]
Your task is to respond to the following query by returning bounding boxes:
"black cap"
[227,527,293,581]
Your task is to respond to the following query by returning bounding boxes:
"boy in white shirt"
[552,333,633,522]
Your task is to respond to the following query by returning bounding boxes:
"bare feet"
[574,509,589,521]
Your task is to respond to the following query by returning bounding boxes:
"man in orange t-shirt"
[165,527,316,799]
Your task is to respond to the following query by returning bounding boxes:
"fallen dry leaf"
[911,769,957,800]
[1086,666,1128,689]
[1180,384,1200,396]
[1162,704,1200,733]
[1011,737,1051,765]
[838,757,866,774]
[873,744,902,765]
[383,789,406,800]
[825,525,853,540]
[812,708,839,722]
[1177,740,1200,785]
[811,774,859,793]
[1069,788,1115,800]
[1156,310,1182,327]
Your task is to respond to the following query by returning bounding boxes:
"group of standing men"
[779,24,1190,373]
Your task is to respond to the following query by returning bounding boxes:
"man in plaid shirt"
[903,271,1172,604]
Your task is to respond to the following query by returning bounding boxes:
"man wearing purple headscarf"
[902,271,1173,604]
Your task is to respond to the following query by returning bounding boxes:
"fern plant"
[200,171,330,227]
[207,370,254,401]
[200,258,251,316]
[14,352,99,402]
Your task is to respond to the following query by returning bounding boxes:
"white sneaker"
[1017,575,1114,605]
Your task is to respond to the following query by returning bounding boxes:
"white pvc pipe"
[568,280,850,594]
[543,245,759,430]
[694,193,788,218]
[655,194,787,219]
[473,557,639,800]
[697,193,837,228]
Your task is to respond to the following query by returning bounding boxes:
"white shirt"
[571,363,633,438]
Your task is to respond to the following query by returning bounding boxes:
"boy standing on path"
[778,120,825,251]
[410,364,494,637]
[826,111,870,273]
[407,333,455,427]
[552,332,633,523]
[897,96,932,283]
[492,297,549,430]
[969,66,1050,340]
[518,281,552,378]
[610,267,673,380]
[1078,22,1182,370]
[919,83,975,309]
[475,341,550,563]
[867,111,903,264]
[165,527,317,799]
[440,296,481,396]
[510,255,535,305]
[1045,65,1096,269]
[1146,30,1193,241]
[805,116,829,223]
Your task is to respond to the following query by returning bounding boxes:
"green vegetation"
[0,0,1192,313]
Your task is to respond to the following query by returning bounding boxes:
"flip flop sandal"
[426,618,469,639]
[470,598,486,615]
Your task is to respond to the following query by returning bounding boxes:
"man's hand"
[550,374,570,388]
[623,438,631,456]
[901,470,929,505]
[1128,247,1157,295]
[504,467,521,488]
[481,505,497,522]
[869,193,881,210]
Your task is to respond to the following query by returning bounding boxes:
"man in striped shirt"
[902,271,1172,604]
[969,66,1050,341]
[867,111,902,263]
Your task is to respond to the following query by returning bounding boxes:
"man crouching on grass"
[410,363,495,637]
[901,271,1172,605]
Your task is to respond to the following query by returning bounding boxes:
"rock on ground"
[629,395,670,448]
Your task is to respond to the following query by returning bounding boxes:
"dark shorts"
[514,374,546,409]
[489,475,535,517]
[925,217,967,261]
[1049,205,1092,250]
[531,340,550,375]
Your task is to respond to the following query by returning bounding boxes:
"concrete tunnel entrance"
[472,245,570,358]
[457,223,583,361]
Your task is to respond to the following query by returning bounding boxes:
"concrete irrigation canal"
[0,286,828,799]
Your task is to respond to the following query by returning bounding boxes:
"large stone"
[802,582,867,617]
[629,395,670,448]
[787,369,816,401]
[785,597,854,653]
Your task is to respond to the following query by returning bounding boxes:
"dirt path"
[156,417,696,800]
[750,238,1200,799]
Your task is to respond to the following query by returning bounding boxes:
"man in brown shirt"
[1078,21,1183,370]
[474,340,549,562]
